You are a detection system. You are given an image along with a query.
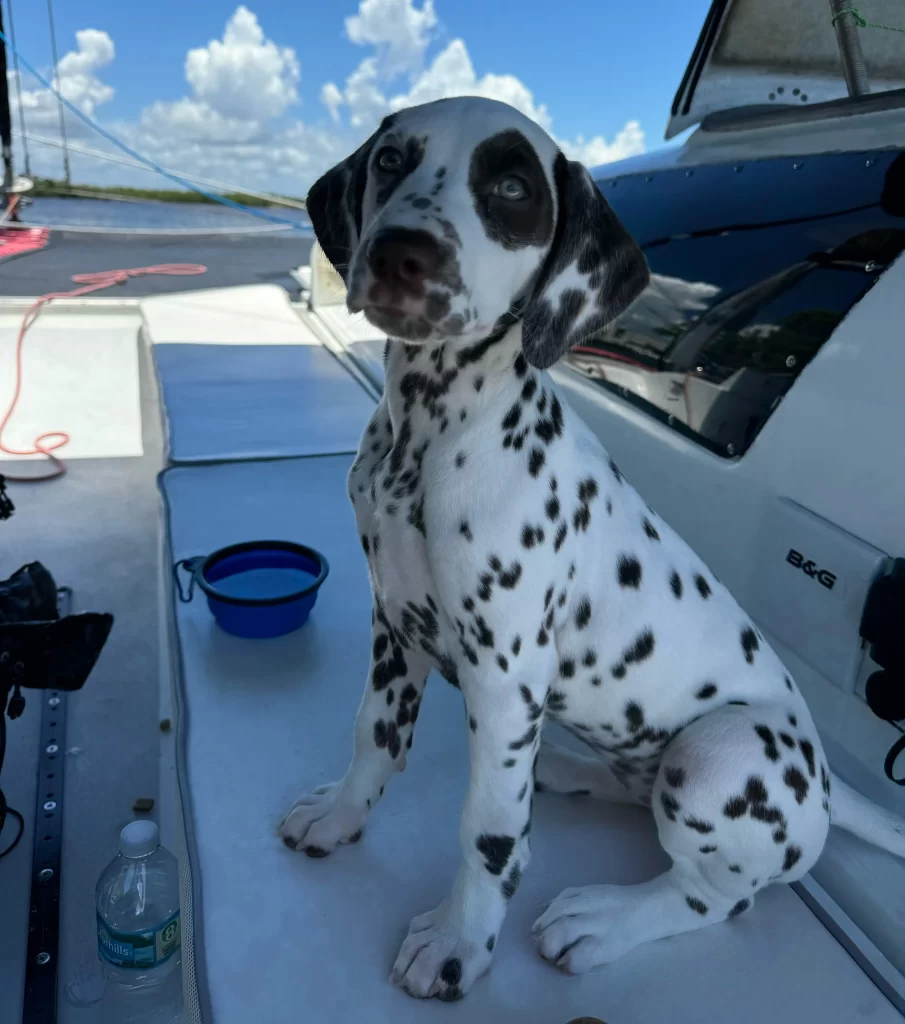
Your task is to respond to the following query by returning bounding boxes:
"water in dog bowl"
[212,566,316,600]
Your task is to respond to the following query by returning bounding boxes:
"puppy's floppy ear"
[306,122,388,281]
[521,155,650,370]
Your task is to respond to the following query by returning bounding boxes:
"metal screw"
[786,355,797,368]
[48,696,60,708]
[769,92,776,101]
[667,415,676,427]
[46,744,59,755]
[36,953,51,966]
[792,162,803,170]
[864,260,877,273]
[866,158,875,168]
[727,443,737,456]
[43,800,56,812]
[734,165,744,173]
[685,170,694,177]
[39,868,54,882]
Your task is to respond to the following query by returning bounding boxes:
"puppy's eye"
[492,177,529,201]
[376,147,403,173]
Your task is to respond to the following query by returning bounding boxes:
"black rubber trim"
[21,587,71,1024]
[671,0,732,119]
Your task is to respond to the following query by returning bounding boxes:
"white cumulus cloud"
[184,5,300,121]
[345,0,436,77]
[12,1,646,195]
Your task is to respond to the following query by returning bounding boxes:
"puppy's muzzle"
[367,228,442,298]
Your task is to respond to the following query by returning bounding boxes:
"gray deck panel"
[152,343,373,463]
[0,232,313,297]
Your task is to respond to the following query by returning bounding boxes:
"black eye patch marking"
[468,130,554,250]
[372,135,427,208]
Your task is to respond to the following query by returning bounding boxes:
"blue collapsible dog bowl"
[174,540,329,639]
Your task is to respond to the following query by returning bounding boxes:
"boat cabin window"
[564,154,905,457]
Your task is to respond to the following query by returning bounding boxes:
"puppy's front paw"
[532,885,636,972]
[390,903,494,1001]
[278,782,367,857]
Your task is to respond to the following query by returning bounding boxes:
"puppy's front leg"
[280,608,431,856]
[391,658,553,1000]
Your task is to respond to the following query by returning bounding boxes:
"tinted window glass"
[565,152,905,457]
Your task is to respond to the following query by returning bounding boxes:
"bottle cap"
[119,820,160,859]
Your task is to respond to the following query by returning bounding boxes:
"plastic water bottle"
[96,820,183,1023]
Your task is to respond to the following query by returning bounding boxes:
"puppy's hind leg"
[535,740,648,806]
[534,702,831,973]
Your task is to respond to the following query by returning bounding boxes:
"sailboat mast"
[0,2,13,193]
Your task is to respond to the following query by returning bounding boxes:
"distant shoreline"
[30,178,305,210]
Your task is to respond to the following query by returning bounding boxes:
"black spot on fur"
[469,716,477,733]
[755,725,781,763]
[788,713,798,727]
[486,935,496,952]
[509,724,538,750]
[618,555,642,588]
[455,451,467,468]
[699,845,718,854]
[741,627,760,664]
[686,896,708,916]
[670,571,683,598]
[553,523,568,552]
[784,765,809,804]
[745,776,769,804]
[642,516,660,541]
[501,863,522,899]
[696,682,718,700]
[575,597,592,629]
[660,791,680,822]
[665,766,685,788]
[728,899,750,918]
[779,732,796,749]
[694,574,712,599]
[582,648,597,668]
[460,520,473,541]
[724,797,748,819]
[799,739,816,778]
[440,958,462,986]
[528,448,546,477]
[476,834,515,876]
[783,845,802,873]
[785,675,794,691]
[625,702,644,732]
[684,817,714,835]
[512,635,522,656]
[560,659,575,679]
[497,654,509,672]
[730,864,743,874]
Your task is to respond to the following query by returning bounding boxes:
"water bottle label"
[97,911,181,969]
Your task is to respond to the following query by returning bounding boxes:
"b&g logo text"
[786,549,837,590]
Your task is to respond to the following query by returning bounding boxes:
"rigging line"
[0,28,305,228]
[5,0,30,176]
[15,129,308,210]
[45,0,70,185]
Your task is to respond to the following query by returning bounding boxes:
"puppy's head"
[307,96,649,368]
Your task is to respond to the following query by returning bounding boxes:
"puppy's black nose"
[367,229,441,293]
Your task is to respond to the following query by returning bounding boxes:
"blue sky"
[6,0,713,191]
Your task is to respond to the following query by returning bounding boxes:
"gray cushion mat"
[161,456,899,1023]
[153,344,374,462]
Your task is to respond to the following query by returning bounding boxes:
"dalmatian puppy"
[280,96,905,1000]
